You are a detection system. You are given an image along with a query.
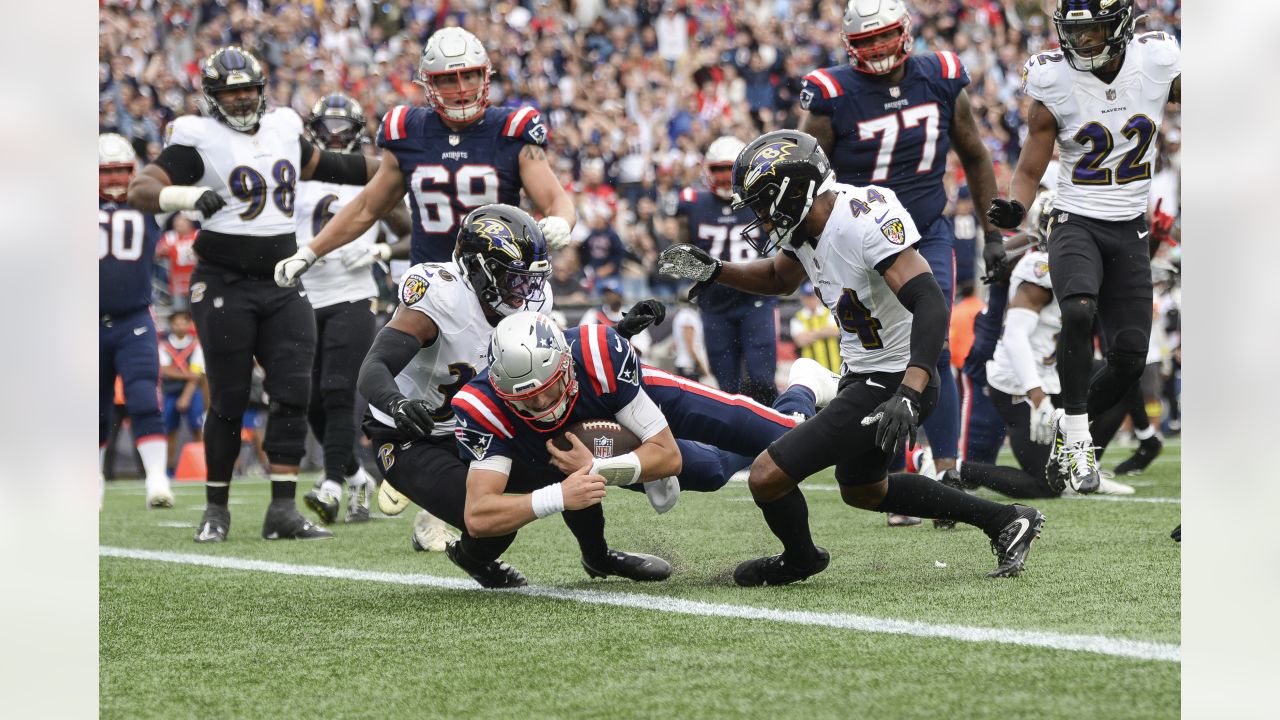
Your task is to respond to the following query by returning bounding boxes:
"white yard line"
[99,546,1179,663]
[733,482,1180,504]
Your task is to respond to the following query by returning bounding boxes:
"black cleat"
[194,505,231,543]
[1114,436,1163,475]
[734,547,830,587]
[932,468,973,530]
[303,486,340,525]
[1170,524,1181,543]
[987,505,1045,578]
[1044,411,1068,492]
[445,540,527,589]
[582,550,672,582]
[262,501,334,540]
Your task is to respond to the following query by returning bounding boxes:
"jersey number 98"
[228,160,297,220]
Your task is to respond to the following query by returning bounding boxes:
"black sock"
[460,532,517,565]
[562,504,609,562]
[756,488,819,565]
[270,476,296,501]
[206,483,229,506]
[875,473,1014,535]
[962,464,1058,499]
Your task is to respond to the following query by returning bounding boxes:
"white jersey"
[165,109,304,235]
[368,262,554,438]
[1023,32,1180,221]
[671,306,704,371]
[294,181,378,308]
[986,250,1062,396]
[786,183,921,374]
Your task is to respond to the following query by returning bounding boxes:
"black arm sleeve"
[895,272,948,375]
[152,144,205,186]
[298,136,315,168]
[311,148,370,185]
[357,327,423,415]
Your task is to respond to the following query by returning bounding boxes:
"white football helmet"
[487,312,578,429]
[705,136,745,199]
[98,132,136,201]
[842,0,913,75]
[416,27,493,125]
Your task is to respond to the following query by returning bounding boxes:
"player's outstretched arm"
[545,427,682,486]
[127,149,225,218]
[464,466,606,538]
[991,99,1057,229]
[949,90,1000,236]
[356,304,439,427]
[518,144,577,249]
[659,244,808,296]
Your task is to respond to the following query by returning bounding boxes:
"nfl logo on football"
[593,436,615,459]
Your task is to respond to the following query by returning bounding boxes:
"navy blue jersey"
[451,324,646,466]
[99,199,162,316]
[800,52,969,229]
[377,105,548,264]
[674,187,775,314]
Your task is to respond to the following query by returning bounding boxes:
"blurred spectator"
[157,213,199,311]
[949,281,982,371]
[671,295,710,380]
[580,214,626,285]
[579,278,652,356]
[789,284,841,374]
[158,310,205,475]
[549,248,589,306]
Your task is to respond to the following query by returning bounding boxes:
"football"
[553,420,641,460]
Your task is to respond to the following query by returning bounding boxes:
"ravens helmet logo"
[470,218,522,261]
[743,140,797,190]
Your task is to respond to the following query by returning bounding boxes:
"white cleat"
[644,476,680,514]
[378,480,412,516]
[1063,471,1135,496]
[411,510,457,553]
[146,486,175,509]
[787,358,840,408]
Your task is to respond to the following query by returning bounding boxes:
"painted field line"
[100,546,1178,663]
[731,482,1180,504]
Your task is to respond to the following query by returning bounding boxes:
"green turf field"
[100,441,1180,719]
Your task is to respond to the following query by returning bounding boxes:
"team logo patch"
[1058,212,1069,224]
[799,88,814,110]
[455,425,494,461]
[616,347,639,387]
[471,218,522,261]
[378,443,396,471]
[1033,260,1050,278]
[593,436,615,459]
[190,282,206,304]
[879,218,908,245]
[1106,89,1117,102]
[401,274,429,305]
[448,134,461,146]
[528,120,548,145]
[889,86,901,98]
[743,139,797,190]
[437,267,456,282]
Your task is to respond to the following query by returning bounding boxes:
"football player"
[660,131,1044,583]
[673,136,779,404]
[987,0,1180,493]
[292,93,412,526]
[128,47,383,543]
[99,132,173,509]
[274,26,576,286]
[798,0,1007,494]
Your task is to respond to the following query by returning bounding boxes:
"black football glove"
[861,385,923,456]
[194,190,227,218]
[616,299,666,339]
[980,229,1009,284]
[391,397,435,440]
[986,198,1025,230]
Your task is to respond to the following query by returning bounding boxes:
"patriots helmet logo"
[742,140,797,191]
[471,218,522,261]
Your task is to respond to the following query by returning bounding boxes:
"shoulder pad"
[452,386,516,444]
[800,67,843,112]
[1011,250,1053,289]
[1136,32,1181,80]
[264,107,303,135]
[575,324,639,394]
[679,187,698,205]
[931,51,968,83]
[1020,51,1069,104]
[500,106,548,146]
[377,105,425,148]
[397,263,471,334]
[165,114,213,148]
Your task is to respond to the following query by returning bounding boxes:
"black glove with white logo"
[195,190,227,218]
[986,198,1025,230]
[616,299,666,339]
[391,398,435,440]
[862,385,923,456]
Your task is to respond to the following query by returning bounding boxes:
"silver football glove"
[658,244,722,282]
[1027,395,1056,445]
[274,247,318,288]
[538,216,573,250]
[339,243,392,270]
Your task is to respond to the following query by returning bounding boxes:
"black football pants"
[307,299,376,483]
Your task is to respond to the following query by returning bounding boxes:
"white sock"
[137,438,170,492]
[99,445,106,474]
[1061,413,1092,444]
[1134,425,1156,441]
[321,479,342,498]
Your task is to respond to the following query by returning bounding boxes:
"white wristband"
[530,483,565,518]
[159,185,214,212]
[590,451,642,487]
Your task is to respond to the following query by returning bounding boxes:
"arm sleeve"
[895,272,949,374]
[356,327,420,414]
[298,136,315,168]
[1000,306,1044,394]
[614,388,669,442]
[152,144,205,186]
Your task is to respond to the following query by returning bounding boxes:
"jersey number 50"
[99,209,145,261]
[411,164,499,234]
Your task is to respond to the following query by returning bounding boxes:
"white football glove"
[274,247,318,288]
[1027,395,1055,445]
[538,216,573,250]
[339,243,392,270]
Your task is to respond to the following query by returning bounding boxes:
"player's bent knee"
[840,477,888,510]
[1106,350,1147,383]
[747,452,795,502]
[1059,295,1097,329]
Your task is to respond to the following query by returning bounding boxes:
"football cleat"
[445,540,527,588]
[194,505,231,543]
[987,505,1045,578]
[1044,409,1068,491]
[345,472,373,523]
[932,468,973,530]
[378,481,412,516]
[303,486,340,525]
[787,357,840,407]
[582,550,673,582]
[1170,524,1181,543]
[1113,435,1163,475]
[146,487,175,509]
[411,510,457,553]
[887,513,921,527]
[1062,440,1101,494]
[733,547,830,587]
[262,501,334,540]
